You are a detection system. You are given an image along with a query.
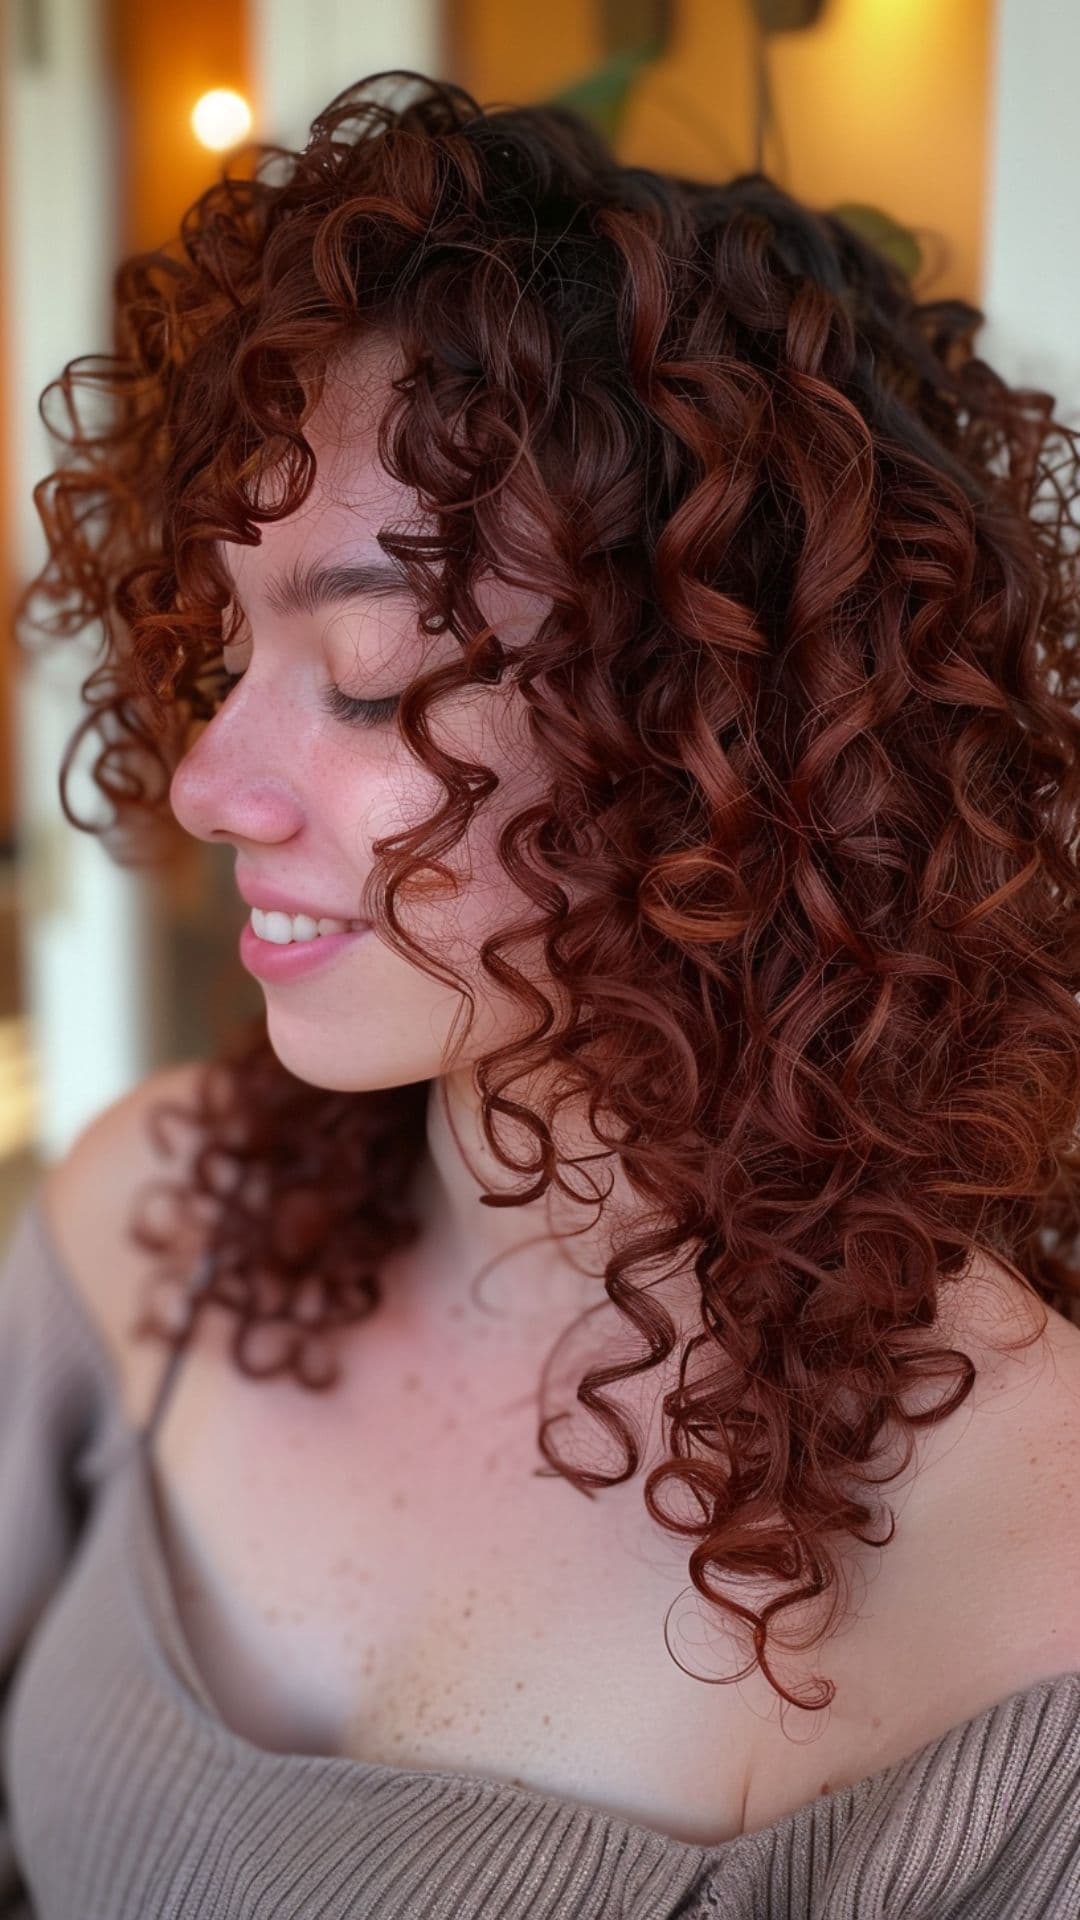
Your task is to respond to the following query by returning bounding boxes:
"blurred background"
[0,0,1074,1240]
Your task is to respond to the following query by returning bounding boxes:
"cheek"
[354,693,550,936]
[443,770,554,954]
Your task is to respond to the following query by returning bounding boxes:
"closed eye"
[318,686,403,728]
[214,649,402,730]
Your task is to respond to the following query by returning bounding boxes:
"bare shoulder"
[38,1056,215,1422]
[740,1260,1080,1833]
[906,1259,1080,1664]
[857,1259,1080,1678]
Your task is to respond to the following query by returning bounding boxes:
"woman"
[2,68,1079,1919]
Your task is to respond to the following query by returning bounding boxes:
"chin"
[261,1016,421,1096]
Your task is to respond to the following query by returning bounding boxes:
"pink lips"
[238,915,371,982]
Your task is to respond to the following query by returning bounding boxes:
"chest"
[142,1295,763,1847]
[135,1277,1080,1851]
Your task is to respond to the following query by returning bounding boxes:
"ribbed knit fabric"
[0,1190,1078,1919]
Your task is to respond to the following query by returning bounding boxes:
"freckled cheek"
[313,751,451,900]
[309,755,396,837]
[319,708,540,925]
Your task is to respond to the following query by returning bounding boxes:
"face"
[168,332,556,1098]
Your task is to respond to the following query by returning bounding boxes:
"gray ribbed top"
[0,1189,1078,1919]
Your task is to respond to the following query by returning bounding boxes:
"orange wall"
[107,0,251,254]
[450,0,991,305]
[451,0,604,103]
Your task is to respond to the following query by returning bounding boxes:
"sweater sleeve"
[0,1190,125,1918]
[681,1668,1080,1918]
[834,1670,1080,1919]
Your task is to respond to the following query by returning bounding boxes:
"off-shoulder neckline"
[124,1432,1080,1858]
[23,1185,1080,1864]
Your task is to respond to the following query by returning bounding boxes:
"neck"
[394,1066,637,1338]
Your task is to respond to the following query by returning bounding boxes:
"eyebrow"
[218,549,413,619]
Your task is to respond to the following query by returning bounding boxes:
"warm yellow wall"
[448,0,992,305]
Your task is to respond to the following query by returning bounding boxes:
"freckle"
[542,1714,550,1726]
[403,1372,422,1391]
[391,1489,408,1509]
[463,1607,473,1619]
[514,1680,524,1691]
[265,1605,281,1623]
[448,1304,464,1320]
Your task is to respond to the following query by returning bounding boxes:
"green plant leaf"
[546,40,664,144]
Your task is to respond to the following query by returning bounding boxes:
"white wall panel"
[0,0,161,1160]
[251,0,442,153]
[980,0,1080,420]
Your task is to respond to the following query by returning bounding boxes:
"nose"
[168,705,306,848]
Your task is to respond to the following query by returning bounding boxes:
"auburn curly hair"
[16,70,1080,1717]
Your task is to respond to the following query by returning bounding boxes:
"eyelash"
[216,667,402,730]
[319,685,403,729]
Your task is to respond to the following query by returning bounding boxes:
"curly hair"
[16,69,1080,1717]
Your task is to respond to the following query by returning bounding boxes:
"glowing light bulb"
[191,88,252,152]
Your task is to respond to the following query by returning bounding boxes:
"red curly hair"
[16,70,1080,1716]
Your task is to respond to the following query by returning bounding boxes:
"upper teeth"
[250,907,356,944]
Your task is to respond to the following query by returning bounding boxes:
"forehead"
[213,331,554,645]
[216,332,427,601]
